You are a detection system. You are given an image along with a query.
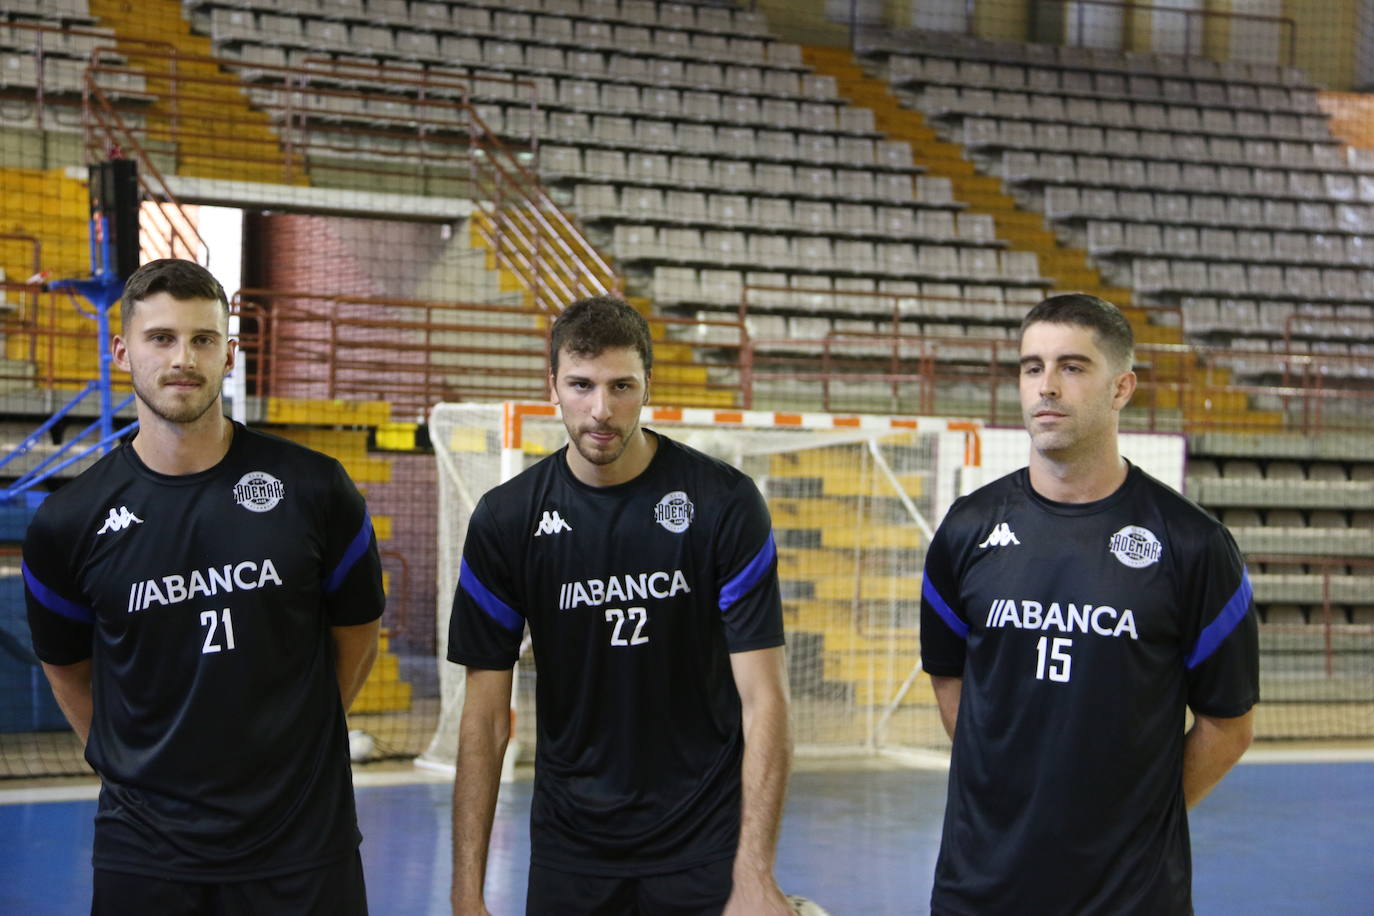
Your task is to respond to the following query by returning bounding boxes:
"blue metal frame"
[0,214,139,503]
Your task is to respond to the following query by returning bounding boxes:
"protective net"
[2,0,1373,784]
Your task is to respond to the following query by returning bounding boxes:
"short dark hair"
[1020,293,1134,370]
[549,294,653,376]
[120,258,229,331]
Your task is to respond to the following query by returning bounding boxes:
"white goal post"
[420,402,984,772]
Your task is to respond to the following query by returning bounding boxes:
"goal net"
[421,402,983,769]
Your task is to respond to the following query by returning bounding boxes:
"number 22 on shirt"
[605,606,648,646]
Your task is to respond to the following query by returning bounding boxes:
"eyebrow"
[1020,352,1095,366]
[144,326,223,337]
[563,373,639,384]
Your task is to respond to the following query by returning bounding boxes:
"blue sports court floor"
[2,755,1371,914]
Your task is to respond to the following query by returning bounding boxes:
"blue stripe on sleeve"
[922,574,968,640]
[460,557,524,632]
[324,510,374,595]
[1185,567,1253,670]
[22,560,94,624]
[719,531,777,613]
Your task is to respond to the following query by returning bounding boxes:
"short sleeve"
[448,495,525,670]
[22,503,95,666]
[320,460,385,627]
[714,476,784,653]
[1183,524,1260,718]
[920,518,969,678]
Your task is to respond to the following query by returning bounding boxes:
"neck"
[131,405,232,476]
[568,428,657,487]
[1028,442,1128,504]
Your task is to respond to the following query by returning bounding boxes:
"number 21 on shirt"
[201,608,236,654]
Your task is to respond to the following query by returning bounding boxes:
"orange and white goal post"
[419,402,984,773]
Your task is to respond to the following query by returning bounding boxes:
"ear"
[225,336,238,374]
[1112,369,1137,411]
[112,334,130,373]
[548,371,560,407]
[642,372,651,405]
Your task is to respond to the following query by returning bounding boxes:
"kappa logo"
[97,506,143,535]
[534,509,572,537]
[977,522,1020,548]
[1109,525,1163,569]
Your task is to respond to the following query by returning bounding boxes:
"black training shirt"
[450,431,784,876]
[24,424,384,880]
[921,464,1259,915]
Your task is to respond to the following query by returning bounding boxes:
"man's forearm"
[931,675,962,741]
[333,622,380,711]
[1183,710,1254,808]
[734,685,791,885]
[41,660,93,746]
[725,645,793,916]
[451,670,512,915]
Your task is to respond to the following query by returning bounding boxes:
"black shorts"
[525,857,733,916]
[91,850,368,916]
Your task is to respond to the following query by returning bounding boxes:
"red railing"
[736,284,1370,435]
[232,290,746,414]
[0,281,128,391]
[1249,554,1374,678]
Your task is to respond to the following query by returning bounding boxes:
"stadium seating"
[875,34,1374,390]
[179,0,1057,343]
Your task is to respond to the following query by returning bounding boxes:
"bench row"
[205,7,801,69]
[887,53,1319,114]
[573,186,995,243]
[612,225,1043,281]
[1084,221,1374,267]
[964,118,1347,173]
[1132,259,1374,302]
[1003,152,1374,203]
[197,0,770,40]
[541,149,953,204]
[920,85,1329,143]
[1043,187,1374,235]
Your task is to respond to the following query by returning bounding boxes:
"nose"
[589,386,612,421]
[171,338,197,369]
[1039,368,1059,399]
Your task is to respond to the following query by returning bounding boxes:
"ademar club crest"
[233,471,285,513]
[1108,525,1162,568]
[654,491,695,533]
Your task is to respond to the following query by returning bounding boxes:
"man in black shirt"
[920,294,1259,915]
[23,259,384,915]
[448,295,792,915]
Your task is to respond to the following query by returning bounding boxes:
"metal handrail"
[62,44,618,312]
[736,284,1367,434]
[1248,554,1374,677]
[231,289,738,411]
[81,58,209,266]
